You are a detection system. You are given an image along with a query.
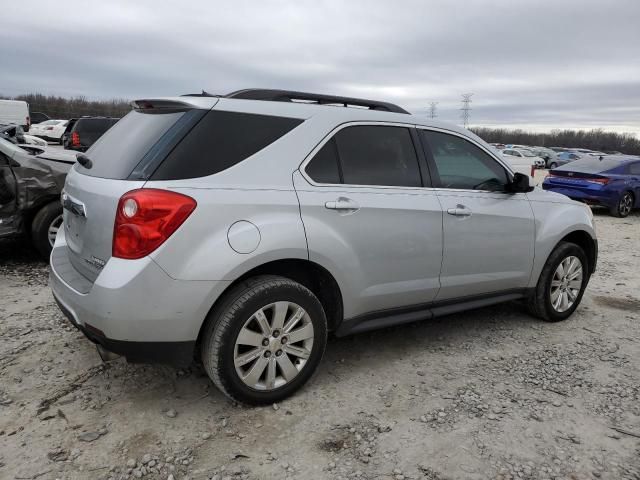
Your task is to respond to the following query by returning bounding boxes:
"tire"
[549,162,558,169]
[610,191,634,218]
[201,275,328,405]
[527,242,589,322]
[31,202,63,259]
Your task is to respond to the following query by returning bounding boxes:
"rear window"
[76,110,195,179]
[74,118,118,134]
[556,156,628,173]
[150,110,303,180]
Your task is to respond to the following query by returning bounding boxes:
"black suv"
[62,117,120,152]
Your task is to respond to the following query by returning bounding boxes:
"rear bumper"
[53,294,195,367]
[541,183,616,207]
[49,230,230,366]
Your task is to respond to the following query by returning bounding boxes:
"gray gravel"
[0,209,639,479]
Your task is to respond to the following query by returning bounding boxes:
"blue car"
[542,155,640,217]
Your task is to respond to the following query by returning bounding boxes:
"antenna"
[460,93,474,128]
[428,101,438,119]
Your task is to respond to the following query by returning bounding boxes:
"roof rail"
[225,89,410,114]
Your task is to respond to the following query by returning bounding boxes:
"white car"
[499,149,535,177]
[29,119,68,143]
[502,148,545,168]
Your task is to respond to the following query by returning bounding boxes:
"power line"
[460,93,474,128]
[428,101,438,119]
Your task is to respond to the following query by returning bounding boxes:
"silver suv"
[50,89,598,404]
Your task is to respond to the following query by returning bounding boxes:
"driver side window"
[421,130,508,192]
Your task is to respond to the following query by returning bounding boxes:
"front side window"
[421,130,508,191]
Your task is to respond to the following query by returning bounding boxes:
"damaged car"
[0,137,75,257]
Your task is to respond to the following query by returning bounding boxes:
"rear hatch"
[62,100,215,281]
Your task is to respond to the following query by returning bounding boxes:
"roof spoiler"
[131,99,202,109]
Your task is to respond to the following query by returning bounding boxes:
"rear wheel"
[610,191,634,218]
[31,202,63,259]
[549,162,558,169]
[527,242,589,322]
[201,275,327,405]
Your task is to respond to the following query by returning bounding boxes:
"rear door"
[419,129,535,300]
[294,123,443,319]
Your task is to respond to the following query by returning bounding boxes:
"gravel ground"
[0,208,639,480]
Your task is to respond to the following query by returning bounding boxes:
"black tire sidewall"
[541,243,589,321]
[617,192,633,218]
[212,280,327,404]
[31,202,62,259]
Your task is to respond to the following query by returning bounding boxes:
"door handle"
[446,205,472,217]
[325,197,360,212]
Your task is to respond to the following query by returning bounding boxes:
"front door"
[419,129,535,300]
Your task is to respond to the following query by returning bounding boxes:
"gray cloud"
[1,0,639,133]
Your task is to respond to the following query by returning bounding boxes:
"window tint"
[306,138,341,184]
[333,126,421,187]
[151,111,303,180]
[77,110,193,179]
[422,130,508,191]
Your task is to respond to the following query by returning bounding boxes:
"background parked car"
[555,151,583,168]
[502,148,545,168]
[498,148,535,176]
[0,99,31,131]
[62,116,120,151]
[542,155,640,217]
[30,112,50,124]
[0,137,75,257]
[29,119,69,143]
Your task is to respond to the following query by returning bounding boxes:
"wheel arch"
[557,230,597,275]
[196,258,344,348]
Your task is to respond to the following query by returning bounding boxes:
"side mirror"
[508,172,534,193]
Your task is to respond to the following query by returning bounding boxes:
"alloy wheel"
[550,256,583,313]
[234,301,314,391]
[619,193,633,217]
[48,214,63,247]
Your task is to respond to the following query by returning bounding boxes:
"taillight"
[530,166,535,177]
[113,189,197,259]
[71,131,81,147]
[46,126,54,131]
[26,116,31,129]
[586,177,610,185]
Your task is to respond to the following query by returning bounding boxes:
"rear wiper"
[76,153,93,169]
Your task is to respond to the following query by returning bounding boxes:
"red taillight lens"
[531,166,535,177]
[586,178,610,185]
[71,131,80,146]
[113,189,197,259]
[46,126,54,130]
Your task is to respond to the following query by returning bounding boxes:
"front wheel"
[527,242,589,322]
[610,191,634,218]
[549,162,558,169]
[201,275,327,405]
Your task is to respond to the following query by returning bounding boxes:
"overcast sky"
[2,0,640,134]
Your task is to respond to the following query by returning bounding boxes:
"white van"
[0,99,30,131]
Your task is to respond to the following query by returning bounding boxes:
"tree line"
[1,93,132,119]
[471,127,640,155]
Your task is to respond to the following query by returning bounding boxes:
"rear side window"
[305,139,341,184]
[151,111,303,180]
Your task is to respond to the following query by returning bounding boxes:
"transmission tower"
[428,101,438,119]
[460,93,474,128]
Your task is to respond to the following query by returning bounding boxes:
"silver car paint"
[50,97,597,344]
